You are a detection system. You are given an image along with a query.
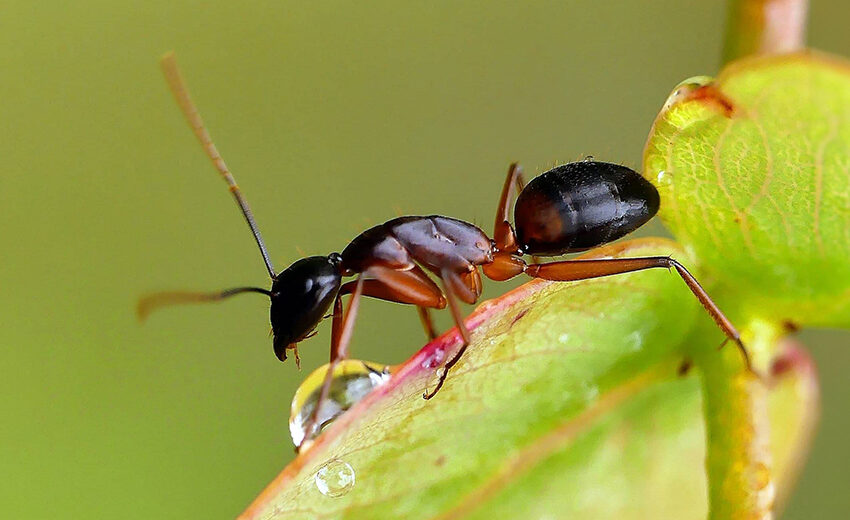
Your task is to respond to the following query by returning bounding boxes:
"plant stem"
[723,0,808,63]
[698,343,774,520]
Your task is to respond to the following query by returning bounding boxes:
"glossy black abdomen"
[514,161,659,256]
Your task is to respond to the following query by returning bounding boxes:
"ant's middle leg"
[423,268,473,400]
[419,270,480,342]
[341,264,446,340]
[418,307,439,341]
[524,256,752,371]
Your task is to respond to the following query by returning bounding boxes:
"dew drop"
[655,169,674,188]
[661,75,714,110]
[581,381,599,403]
[315,459,355,498]
[626,330,644,352]
[424,366,447,397]
[583,155,595,162]
[421,347,445,369]
[289,360,392,447]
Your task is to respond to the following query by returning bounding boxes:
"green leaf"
[644,51,850,329]
[238,240,817,520]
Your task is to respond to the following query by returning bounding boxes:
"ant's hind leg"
[493,163,526,252]
[525,256,753,373]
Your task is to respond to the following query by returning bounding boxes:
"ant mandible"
[140,53,751,446]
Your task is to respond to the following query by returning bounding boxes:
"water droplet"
[315,459,355,497]
[655,169,674,191]
[626,331,644,352]
[558,333,570,344]
[583,155,595,162]
[662,75,714,110]
[290,360,392,447]
[581,381,599,403]
[424,366,447,397]
[421,347,445,369]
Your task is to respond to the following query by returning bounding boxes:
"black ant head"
[270,254,343,362]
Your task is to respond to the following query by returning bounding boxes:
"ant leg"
[424,269,472,400]
[525,256,752,371]
[418,307,439,341]
[460,269,483,302]
[341,264,447,341]
[299,266,448,447]
[342,266,446,340]
[301,276,366,446]
[493,163,526,252]
[339,264,446,309]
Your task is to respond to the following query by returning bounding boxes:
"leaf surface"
[644,51,850,329]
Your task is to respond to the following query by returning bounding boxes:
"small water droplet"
[655,170,673,188]
[583,155,595,162]
[558,333,570,344]
[581,381,599,403]
[315,459,355,497]
[421,347,445,369]
[662,75,714,110]
[626,331,644,352]
[290,360,392,447]
[424,366,447,396]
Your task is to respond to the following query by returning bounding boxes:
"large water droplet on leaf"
[289,360,392,447]
[315,459,355,498]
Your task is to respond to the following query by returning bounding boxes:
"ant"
[140,53,751,447]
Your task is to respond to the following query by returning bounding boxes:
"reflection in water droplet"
[655,170,670,186]
[315,459,356,497]
[289,360,392,447]
[583,155,595,162]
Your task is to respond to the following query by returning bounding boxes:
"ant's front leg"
[300,276,366,449]
[299,266,447,448]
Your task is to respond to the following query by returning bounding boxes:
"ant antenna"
[160,52,276,279]
[137,287,273,322]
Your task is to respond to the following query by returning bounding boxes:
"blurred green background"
[2,1,848,518]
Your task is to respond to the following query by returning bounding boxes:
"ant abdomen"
[514,161,660,256]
